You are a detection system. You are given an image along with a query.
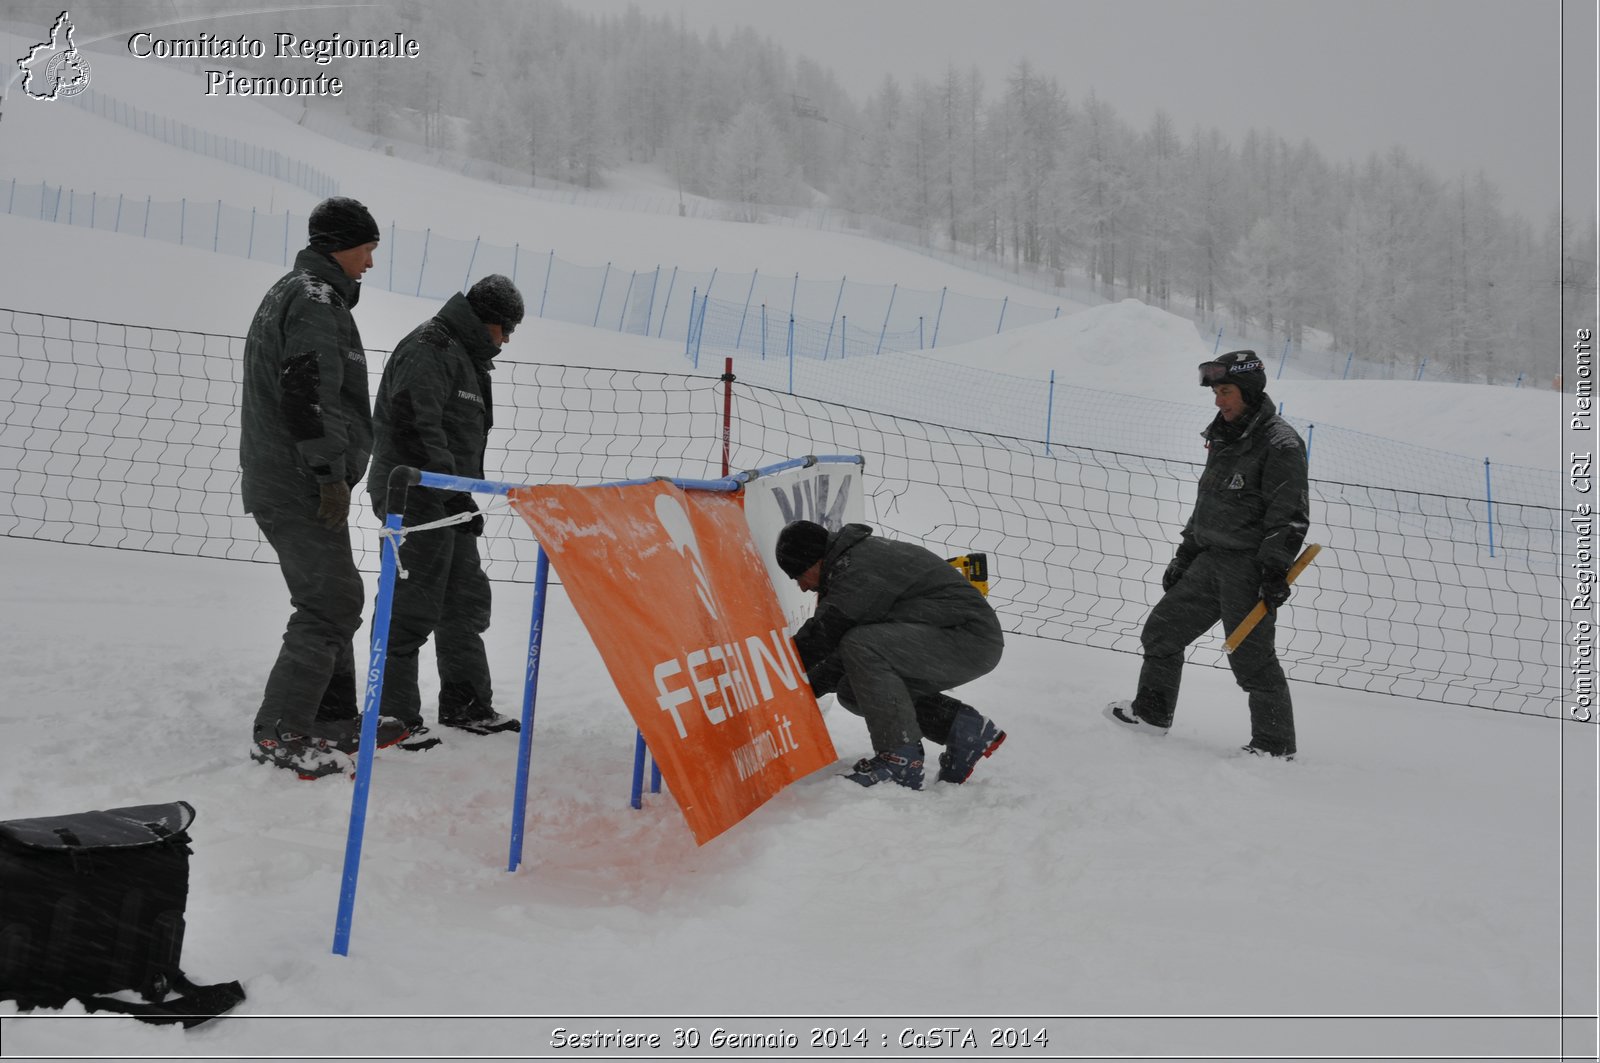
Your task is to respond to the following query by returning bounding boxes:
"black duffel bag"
[0,801,244,1027]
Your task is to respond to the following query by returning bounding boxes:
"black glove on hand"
[444,491,484,536]
[1162,557,1191,592]
[1259,567,1291,610]
[316,480,351,530]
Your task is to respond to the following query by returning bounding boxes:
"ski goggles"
[1198,356,1264,386]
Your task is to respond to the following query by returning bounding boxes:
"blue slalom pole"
[735,270,758,350]
[1343,352,1354,380]
[334,466,418,956]
[1045,370,1055,455]
[508,548,550,872]
[1484,458,1496,558]
[592,262,611,327]
[822,275,846,359]
[1212,327,1223,354]
[463,237,481,291]
[538,250,554,317]
[415,228,430,297]
[875,284,897,355]
[631,730,648,809]
[1276,337,1290,379]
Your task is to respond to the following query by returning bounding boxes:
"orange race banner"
[508,481,838,844]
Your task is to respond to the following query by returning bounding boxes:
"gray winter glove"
[316,480,351,530]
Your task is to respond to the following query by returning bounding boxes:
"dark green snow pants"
[376,509,494,728]
[822,613,1004,752]
[1132,548,1297,755]
[252,505,364,735]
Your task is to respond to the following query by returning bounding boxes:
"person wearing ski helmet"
[1105,350,1310,758]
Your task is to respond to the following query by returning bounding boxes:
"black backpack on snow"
[0,801,245,1027]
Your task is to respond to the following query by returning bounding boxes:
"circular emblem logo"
[46,50,92,98]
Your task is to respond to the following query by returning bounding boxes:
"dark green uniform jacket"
[794,523,998,671]
[240,248,372,514]
[1180,393,1309,572]
[368,291,497,516]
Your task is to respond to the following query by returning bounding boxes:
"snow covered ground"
[0,21,1589,1063]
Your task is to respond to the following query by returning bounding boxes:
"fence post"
[1306,425,1313,468]
[995,296,1009,333]
[735,270,758,350]
[1276,336,1290,379]
[875,283,898,356]
[592,262,611,327]
[213,199,222,252]
[1045,370,1056,455]
[511,243,520,286]
[643,265,660,337]
[248,207,256,258]
[463,237,481,291]
[789,272,799,324]
[617,270,636,331]
[931,287,947,348]
[539,250,554,317]
[1416,358,1428,381]
[684,287,698,360]
[839,316,847,359]
[1343,352,1354,380]
[822,275,846,360]
[788,315,795,394]
[415,228,431,297]
[693,293,707,369]
[114,192,122,232]
[1484,458,1495,558]
[657,265,678,337]
[760,304,767,360]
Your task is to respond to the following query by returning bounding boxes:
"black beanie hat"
[1201,349,1267,402]
[466,274,526,331]
[308,196,380,253]
[775,520,830,578]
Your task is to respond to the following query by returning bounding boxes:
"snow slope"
[0,19,1587,1063]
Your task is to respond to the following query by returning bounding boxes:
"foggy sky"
[584,0,1591,224]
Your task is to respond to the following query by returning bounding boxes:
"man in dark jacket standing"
[1106,350,1310,758]
[367,275,526,746]
[775,520,1006,789]
[242,196,405,779]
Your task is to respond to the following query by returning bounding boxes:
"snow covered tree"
[711,102,794,220]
